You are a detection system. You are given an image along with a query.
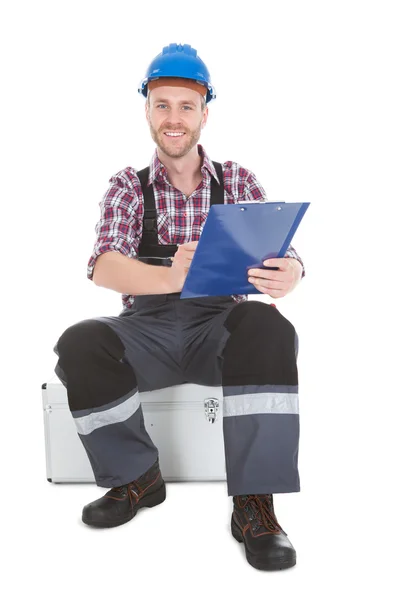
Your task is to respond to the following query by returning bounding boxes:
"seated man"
[53,42,304,572]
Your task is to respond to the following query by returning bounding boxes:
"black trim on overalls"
[136,161,224,266]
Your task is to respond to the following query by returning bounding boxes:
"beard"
[148,120,202,159]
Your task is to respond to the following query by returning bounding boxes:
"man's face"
[145,86,208,159]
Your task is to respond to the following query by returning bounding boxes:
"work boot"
[82,457,166,528]
[231,494,296,570]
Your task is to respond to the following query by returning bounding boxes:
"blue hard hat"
[138,43,216,104]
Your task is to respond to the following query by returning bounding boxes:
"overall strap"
[210,161,224,205]
[136,161,224,262]
[136,167,177,259]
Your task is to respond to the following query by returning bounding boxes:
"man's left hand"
[247,258,303,299]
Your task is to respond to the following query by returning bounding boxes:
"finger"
[263,258,290,270]
[252,283,283,298]
[173,253,190,268]
[179,241,198,250]
[178,256,194,269]
[248,277,284,290]
[248,268,286,282]
[177,248,197,260]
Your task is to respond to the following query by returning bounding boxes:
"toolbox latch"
[204,397,219,424]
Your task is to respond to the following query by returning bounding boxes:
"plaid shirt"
[87,144,305,310]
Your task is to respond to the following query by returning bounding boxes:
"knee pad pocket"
[56,319,125,360]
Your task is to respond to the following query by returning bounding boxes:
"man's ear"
[201,107,209,128]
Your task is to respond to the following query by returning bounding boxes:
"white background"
[1,0,399,597]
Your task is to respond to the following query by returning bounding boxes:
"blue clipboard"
[180,201,310,299]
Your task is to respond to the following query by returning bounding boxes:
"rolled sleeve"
[87,174,140,280]
[284,244,305,278]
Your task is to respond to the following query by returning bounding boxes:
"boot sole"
[231,516,296,571]
[82,481,167,528]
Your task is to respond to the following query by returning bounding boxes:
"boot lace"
[242,494,282,534]
[108,480,143,508]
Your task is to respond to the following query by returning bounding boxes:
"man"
[53,43,305,571]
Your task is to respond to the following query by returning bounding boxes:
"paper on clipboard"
[180,201,309,299]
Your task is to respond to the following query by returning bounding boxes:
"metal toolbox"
[42,376,227,483]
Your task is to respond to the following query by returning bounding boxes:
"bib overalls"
[54,162,300,496]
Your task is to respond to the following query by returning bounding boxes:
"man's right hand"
[165,241,198,293]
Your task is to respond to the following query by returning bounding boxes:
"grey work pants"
[54,293,300,496]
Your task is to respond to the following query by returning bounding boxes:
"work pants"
[53,293,300,496]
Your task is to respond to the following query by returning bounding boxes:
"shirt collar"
[147,144,220,187]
